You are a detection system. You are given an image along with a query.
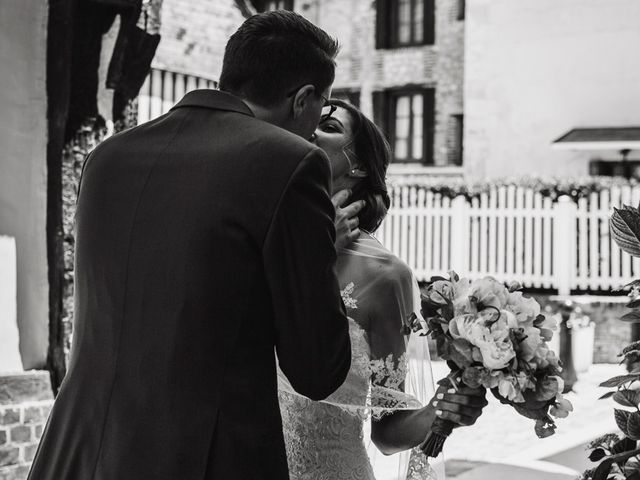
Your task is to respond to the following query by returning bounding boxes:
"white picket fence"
[377,184,640,293]
[137,68,218,124]
[133,74,638,294]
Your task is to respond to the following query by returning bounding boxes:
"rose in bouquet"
[407,272,573,458]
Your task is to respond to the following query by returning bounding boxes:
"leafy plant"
[579,205,640,479]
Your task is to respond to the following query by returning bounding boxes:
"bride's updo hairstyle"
[330,99,392,233]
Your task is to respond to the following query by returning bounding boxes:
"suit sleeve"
[263,148,351,401]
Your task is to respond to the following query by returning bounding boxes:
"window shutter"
[372,91,390,140]
[348,91,360,108]
[424,0,436,45]
[375,0,390,49]
[423,89,435,165]
[457,0,466,21]
[455,114,464,165]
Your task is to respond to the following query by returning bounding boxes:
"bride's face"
[311,106,361,194]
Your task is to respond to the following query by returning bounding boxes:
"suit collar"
[171,90,255,117]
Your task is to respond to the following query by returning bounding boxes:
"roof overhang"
[551,127,640,151]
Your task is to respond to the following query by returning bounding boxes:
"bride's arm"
[367,261,486,455]
[371,384,486,455]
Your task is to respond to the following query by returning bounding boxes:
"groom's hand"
[431,380,488,428]
[332,190,365,250]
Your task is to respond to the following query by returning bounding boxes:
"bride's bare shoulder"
[356,234,413,288]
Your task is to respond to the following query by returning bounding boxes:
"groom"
[29,11,355,480]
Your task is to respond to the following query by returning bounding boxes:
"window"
[457,0,465,20]
[448,114,464,166]
[375,0,435,49]
[330,89,360,108]
[590,159,640,179]
[373,88,435,164]
[393,94,423,162]
[263,0,293,11]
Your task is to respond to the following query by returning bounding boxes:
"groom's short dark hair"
[219,11,339,107]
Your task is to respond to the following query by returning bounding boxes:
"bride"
[277,99,488,480]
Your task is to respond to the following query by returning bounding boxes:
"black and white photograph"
[1,0,640,479]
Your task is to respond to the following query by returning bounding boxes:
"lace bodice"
[277,274,438,480]
[278,317,374,480]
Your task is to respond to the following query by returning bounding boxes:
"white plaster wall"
[464,0,640,179]
[0,237,21,371]
[0,0,49,369]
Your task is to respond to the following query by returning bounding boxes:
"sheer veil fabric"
[277,233,445,480]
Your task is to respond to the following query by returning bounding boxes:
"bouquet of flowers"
[407,272,573,458]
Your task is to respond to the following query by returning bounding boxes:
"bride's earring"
[349,168,368,178]
[342,142,368,179]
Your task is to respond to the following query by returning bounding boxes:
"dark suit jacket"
[28,90,351,480]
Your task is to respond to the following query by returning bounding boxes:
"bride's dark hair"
[328,99,392,232]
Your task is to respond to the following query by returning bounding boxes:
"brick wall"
[153,0,244,78]
[0,373,54,480]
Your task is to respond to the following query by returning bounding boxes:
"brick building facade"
[151,0,466,172]
[151,0,640,181]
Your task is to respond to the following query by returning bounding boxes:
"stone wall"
[0,373,54,479]
[589,302,631,364]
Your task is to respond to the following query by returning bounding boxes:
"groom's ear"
[291,84,315,119]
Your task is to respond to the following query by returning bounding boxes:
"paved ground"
[451,462,578,480]
[429,361,625,478]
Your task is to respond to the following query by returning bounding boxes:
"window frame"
[390,90,425,164]
[375,0,435,49]
[374,87,435,165]
[262,0,294,11]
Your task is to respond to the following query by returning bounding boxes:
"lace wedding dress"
[277,234,444,480]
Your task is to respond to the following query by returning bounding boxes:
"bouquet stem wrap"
[420,417,454,458]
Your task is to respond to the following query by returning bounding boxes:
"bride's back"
[278,233,419,480]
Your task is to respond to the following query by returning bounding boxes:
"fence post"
[554,196,577,295]
[450,196,469,275]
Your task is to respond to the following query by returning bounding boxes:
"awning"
[552,127,640,150]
